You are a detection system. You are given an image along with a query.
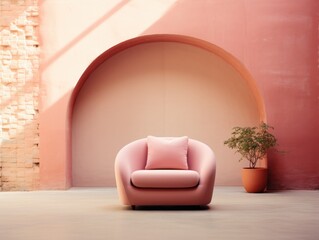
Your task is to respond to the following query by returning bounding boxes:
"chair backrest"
[116,138,215,172]
[187,139,216,172]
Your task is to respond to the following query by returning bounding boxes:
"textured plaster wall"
[7,0,316,190]
[72,42,260,187]
[40,0,319,190]
[0,0,40,191]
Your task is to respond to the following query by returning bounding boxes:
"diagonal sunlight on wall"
[40,0,177,104]
[41,0,177,68]
[37,0,319,190]
[41,0,129,72]
[0,0,40,191]
[39,0,181,189]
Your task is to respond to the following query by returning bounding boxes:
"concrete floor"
[0,187,318,240]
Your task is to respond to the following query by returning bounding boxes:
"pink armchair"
[114,137,216,208]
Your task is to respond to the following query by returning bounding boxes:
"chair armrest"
[115,139,147,186]
[187,139,216,187]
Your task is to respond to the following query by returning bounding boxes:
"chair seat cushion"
[131,170,200,189]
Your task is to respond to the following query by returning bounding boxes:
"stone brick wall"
[0,0,40,191]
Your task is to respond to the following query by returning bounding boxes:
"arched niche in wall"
[70,34,266,187]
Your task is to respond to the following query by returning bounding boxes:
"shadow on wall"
[141,0,248,59]
[38,0,179,190]
[39,0,319,190]
[40,0,130,71]
[0,2,40,191]
[0,0,33,31]
[0,120,40,191]
[71,40,262,187]
[142,0,319,190]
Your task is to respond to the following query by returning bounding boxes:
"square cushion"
[145,136,189,170]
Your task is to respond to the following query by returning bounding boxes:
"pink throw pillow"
[145,136,189,170]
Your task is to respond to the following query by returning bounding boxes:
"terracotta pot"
[241,168,268,193]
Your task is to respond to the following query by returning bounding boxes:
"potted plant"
[224,122,277,193]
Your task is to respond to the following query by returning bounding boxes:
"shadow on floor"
[131,205,210,211]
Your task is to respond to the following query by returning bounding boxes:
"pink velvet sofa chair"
[115,136,216,208]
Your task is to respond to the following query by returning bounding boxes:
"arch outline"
[67,34,266,187]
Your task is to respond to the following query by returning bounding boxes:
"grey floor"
[0,187,318,240]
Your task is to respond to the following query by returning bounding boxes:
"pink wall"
[40,0,319,189]
[72,41,261,186]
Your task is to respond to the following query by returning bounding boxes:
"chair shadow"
[132,205,211,211]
